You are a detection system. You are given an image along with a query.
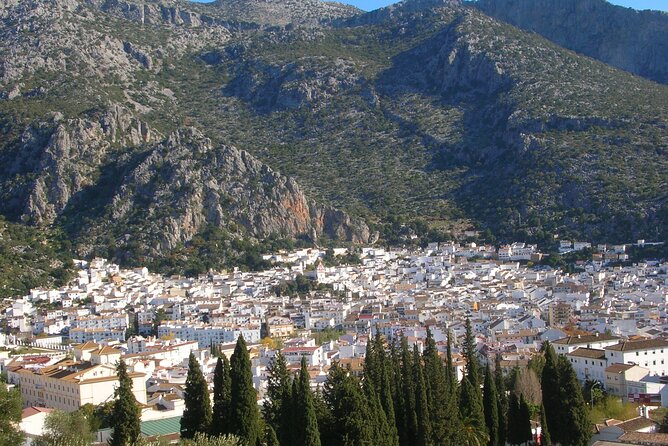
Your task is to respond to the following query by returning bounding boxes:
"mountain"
[0,0,667,279]
[474,0,668,85]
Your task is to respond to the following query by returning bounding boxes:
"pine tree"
[181,353,213,439]
[518,395,532,445]
[229,335,262,446]
[483,364,500,446]
[109,360,141,446]
[539,403,551,446]
[541,341,561,443]
[557,356,592,446]
[263,352,291,442]
[212,355,232,436]
[494,357,508,446]
[295,357,321,446]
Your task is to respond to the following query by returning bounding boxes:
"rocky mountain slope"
[474,0,668,85]
[0,0,666,277]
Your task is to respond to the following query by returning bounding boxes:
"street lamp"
[590,381,603,407]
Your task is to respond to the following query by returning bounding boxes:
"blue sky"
[191,0,668,12]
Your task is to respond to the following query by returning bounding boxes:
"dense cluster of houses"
[1,240,667,442]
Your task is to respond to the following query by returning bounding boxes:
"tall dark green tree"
[556,356,592,446]
[413,345,432,446]
[399,336,418,445]
[518,395,532,445]
[507,392,520,446]
[365,333,399,446]
[109,360,141,446]
[494,357,508,446]
[211,355,232,436]
[323,362,374,446]
[263,351,291,442]
[541,342,561,442]
[363,367,398,446]
[539,403,551,446]
[423,327,461,445]
[182,353,213,439]
[483,364,500,446]
[295,357,321,446]
[229,335,262,446]
[389,341,409,446]
[460,374,487,446]
[445,330,455,388]
[265,425,280,446]
[463,318,481,387]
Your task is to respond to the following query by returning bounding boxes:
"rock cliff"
[475,0,668,85]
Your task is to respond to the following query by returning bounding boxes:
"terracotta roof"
[21,406,54,419]
[554,334,619,345]
[619,432,668,445]
[616,417,658,432]
[605,363,637,373]
[606,339,668,352]
[567,348,606,360]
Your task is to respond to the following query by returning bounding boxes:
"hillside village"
[2,240,667,443]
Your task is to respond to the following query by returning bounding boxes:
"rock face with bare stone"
[0,0,667,259]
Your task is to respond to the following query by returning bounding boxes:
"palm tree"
[461,414,489,446]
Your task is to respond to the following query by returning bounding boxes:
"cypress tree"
[323,362,374,446]
[390,341,409,446]
[296,357,321,446]
[460,375,487,446]
[463,318,481,388]
[265,425,280,446]
[212,355,232,436]
[413,345,432,446]
[557,356,592,446]
[460,321,486,445]
[445,330,456,389]
[518,394,532,445]
[539,403,551,446]
[181,353,213,439]
[423,327,457,445]
[494,357,508,446]
[109,360,141,446]
[372,333,400,446]
[507,392,520,446]
[230,335,262,446]
[400,336,418,444]
[263,352,291,441]
[363,368,398,446]
[322,362,348,446]
[541,342,561,443]
[483,364,500,446]
[313,387,335,446]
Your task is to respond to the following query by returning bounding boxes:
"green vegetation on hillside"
[0,217,74,299]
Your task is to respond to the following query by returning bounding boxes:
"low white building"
[605,339,668,377]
